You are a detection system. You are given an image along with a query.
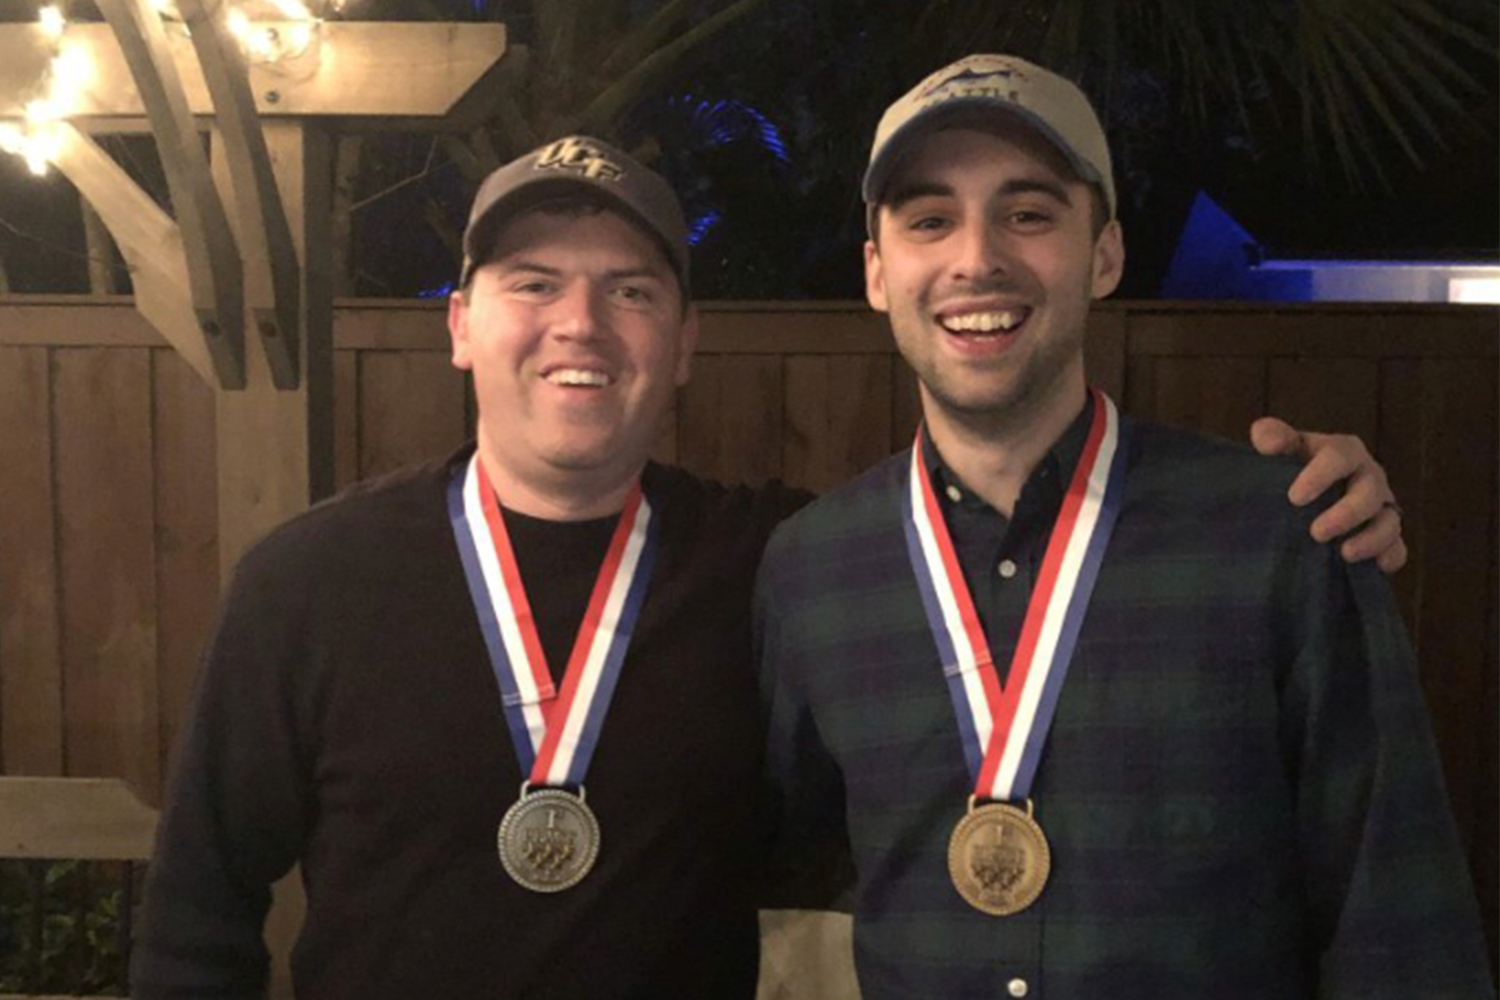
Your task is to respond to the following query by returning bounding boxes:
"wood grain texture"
[891,362,922,451]
[151,349,218,784]
[1411,359,1496,864]
[1146,356,1266,443]
[0,348,63,776]
[1376,359,1424,633]
[1083,308,1126,401]
[0,777,157,860]
[783,356,893,493]
[1267,358,1380,451]
[53,348,160,799]
[357,352,467,479]
[677,355,785,486]
[333,349,360,490]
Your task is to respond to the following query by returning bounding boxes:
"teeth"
[545,368,611,387]
[942,310,1026,334]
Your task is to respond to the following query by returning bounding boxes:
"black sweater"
[132,448,806,1000]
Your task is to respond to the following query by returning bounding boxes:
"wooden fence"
[0,296,1495,963]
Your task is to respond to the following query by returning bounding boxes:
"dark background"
[0,0,1495,299]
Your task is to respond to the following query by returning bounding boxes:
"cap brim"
[862,100,1106,207]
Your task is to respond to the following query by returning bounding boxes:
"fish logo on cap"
[918,63,1027,107]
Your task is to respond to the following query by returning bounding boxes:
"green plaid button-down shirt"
[755,403,1492,1000]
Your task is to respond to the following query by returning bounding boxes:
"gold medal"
[498,784,601,893]
[947,797,1050,915]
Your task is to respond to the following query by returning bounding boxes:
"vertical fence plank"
[1267,358,1380,450]
[0,347,64,775]
[358,352,467,479]
[1482,542,1499,976]
[1413,358,1496,867]
[783,356,830,491]
[333,349,359,490]
[152,349,218,792]
[827,355,894,486]
[1149,357,1266,442]
[53,348,160,797]
[783,355,893,492]
[891,361,922,452]
[1084,309,1126,401]
[1121,353,1155,420]
[650,393,680,468]
[678,355,784,485]
[1377,359,1424,635]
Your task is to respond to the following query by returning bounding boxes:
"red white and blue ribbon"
[902,389,1128,801]
[447,454,658,788]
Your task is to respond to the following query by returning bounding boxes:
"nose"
[549,281,606,341]
[951,218,1009,285]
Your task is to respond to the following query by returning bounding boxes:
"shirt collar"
[921,392,1096,521]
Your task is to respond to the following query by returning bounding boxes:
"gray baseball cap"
[863,54,1116,221]
[460,135,690,291]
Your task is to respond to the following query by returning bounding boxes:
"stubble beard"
[900,315,1084,444]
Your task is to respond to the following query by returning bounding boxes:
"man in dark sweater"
[132,134,1409,1000]
[755,55,1492,999]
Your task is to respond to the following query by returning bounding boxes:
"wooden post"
[212,123,334,576]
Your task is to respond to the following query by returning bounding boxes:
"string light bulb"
[5,0,348,175]
[38,5,66,40]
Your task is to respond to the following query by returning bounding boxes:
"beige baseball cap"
[461,135,690,291]
[863,54,1116,221]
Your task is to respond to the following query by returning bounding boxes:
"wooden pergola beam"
[0,23,508,127]
[96,0,245,389]
[180,0,301,389]
[50,124,216,384]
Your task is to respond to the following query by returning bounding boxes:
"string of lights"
[0,0,345,176]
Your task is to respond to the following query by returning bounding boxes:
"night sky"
[0,1,1495,299]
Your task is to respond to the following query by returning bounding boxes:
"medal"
[904,389,1127,914]
[498,784,602,893]
[449,455,658,892]
[948,797,1050,916]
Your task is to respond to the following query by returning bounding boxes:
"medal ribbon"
[902,389,1128,801]
[448,454,658,787]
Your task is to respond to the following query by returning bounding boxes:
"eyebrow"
[602,267,669,284]
[492,259,563,278]
[884,177,1074,212]
[491,261,667,284]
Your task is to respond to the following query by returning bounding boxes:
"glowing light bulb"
[53,46,93,87]
[39,5,66,40]
[226,6,252,41]
[24,142,50,176]
[267,0,313,20]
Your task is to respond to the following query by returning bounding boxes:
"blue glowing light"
[688,211,721,246]
[418,280,456,299]
[669,95,791,163]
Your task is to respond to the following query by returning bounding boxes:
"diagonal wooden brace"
[96,0,245,389]
[50,124,216,385]
[178,0,301,390]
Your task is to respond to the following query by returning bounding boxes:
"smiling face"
[448,204,697,516]
[866,126,1123,441]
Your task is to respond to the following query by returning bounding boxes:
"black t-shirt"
[133,448,811,1000]
[505,507,619,686]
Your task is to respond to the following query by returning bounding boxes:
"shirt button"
[1007,978,1029,998]
[945,484,963,503]
[998,559,1018,579]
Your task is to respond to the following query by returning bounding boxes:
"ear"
[448,291,474,371]
[864,238,890,313]
[674,304,700,387]
[1090,220,1125,300]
